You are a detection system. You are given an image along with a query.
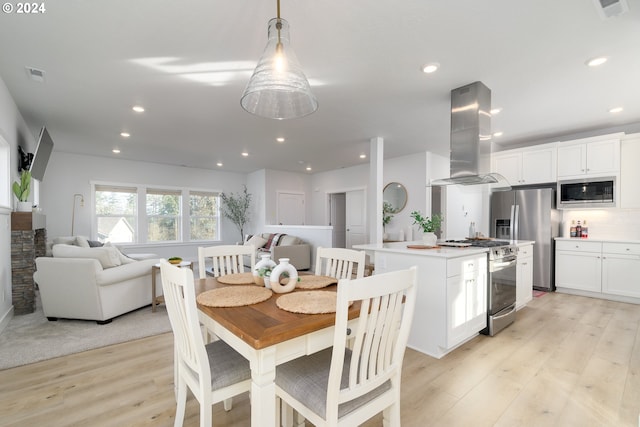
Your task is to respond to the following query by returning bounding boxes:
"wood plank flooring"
[1,291,639,426]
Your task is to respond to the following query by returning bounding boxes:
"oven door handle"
[491,257,517,270]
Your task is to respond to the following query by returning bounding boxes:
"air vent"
[25,66,46,83]
[593,0,629,19]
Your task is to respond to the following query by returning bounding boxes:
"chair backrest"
[197,245,255,279]
[326,266,417,421]
[160,260,212,388]
[314,247,366,280]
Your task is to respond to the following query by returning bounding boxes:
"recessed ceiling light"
[241,151,249,157]
[120,132,130,138]
[609,107,623,113]
[132,105,145,113]
[493,132,503,137]
[490,108,502,115]
[586,57,608,67]
[359,154,367,159]
[306,166,312,171]
[421,63,440,74]
[276,137,285,143]
[112,149,121,154]
[216,162,223,167]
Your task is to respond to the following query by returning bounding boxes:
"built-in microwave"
[557,177,616,208]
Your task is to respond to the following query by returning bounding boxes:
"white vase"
[253,254,276,286]
[269,258,298,294]
[422,232,437,247]
[16,201,31,212]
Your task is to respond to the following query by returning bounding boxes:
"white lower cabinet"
[516,244,533,309]
[375,251,487,359]
[602,243,640,298]
[556,239,640,302]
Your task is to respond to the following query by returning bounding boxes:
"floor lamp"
[71,193,84,236]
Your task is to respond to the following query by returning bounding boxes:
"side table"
[151,261,193,312]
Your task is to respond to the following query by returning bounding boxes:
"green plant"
[410,211,443,233]
[220,185,252,242]
[12,170,31,202]
[382,201,394,227]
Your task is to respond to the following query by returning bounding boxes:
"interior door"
[345,189,366,248]
[330,193,346,248]
[277,192,305,225]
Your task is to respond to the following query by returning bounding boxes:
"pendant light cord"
[276,0,282,52]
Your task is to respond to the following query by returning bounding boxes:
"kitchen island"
[354,241,490,359]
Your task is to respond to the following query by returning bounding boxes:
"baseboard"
[0,305,14,335]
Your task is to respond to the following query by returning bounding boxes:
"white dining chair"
[314,247,366,280]
[197,244,255,279]
[275,266,417,426]
[160,260,252,427]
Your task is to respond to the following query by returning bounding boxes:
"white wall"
[39,152,247,261]
[0,76,38,332]
[264,169,312,225]
[310,163,369,226]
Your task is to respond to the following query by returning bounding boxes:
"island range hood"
[431,81,510,190]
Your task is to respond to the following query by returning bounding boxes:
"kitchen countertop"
[354,240,535,259]
[555,237,640,244]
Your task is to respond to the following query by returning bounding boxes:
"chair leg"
[174,377,187,427]
[223,397,233,411]
[383,403,401,427]
[200,400,212,427]
[281,398,294,427]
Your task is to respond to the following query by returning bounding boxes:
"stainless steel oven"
[481,245,518,336]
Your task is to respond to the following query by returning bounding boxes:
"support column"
[368,137,384,244]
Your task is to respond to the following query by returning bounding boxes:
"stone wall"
[11,227,46,315]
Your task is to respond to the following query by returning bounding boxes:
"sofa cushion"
[53,236,79,246]
[279,235,300,246]
[74,235,91,248]
[245,234,268,249]
[52,244,122,269]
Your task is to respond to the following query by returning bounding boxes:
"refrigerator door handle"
[514,204,520,241]
[510,205,515,241]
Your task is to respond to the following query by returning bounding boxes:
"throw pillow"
[75,235,91,248]
[53,236,78,246]
[279,235,300,246]
[52,244,122,269]
[245,234,268,249]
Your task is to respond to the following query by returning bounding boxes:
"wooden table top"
[195,276,361,350]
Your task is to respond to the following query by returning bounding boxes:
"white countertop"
[354,240,535,259]
[555,237,640,244]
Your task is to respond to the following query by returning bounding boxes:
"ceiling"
[1,0,639,175]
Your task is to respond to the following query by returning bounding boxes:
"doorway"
[329,189,366,249]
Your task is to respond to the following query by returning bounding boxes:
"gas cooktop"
[442,239,511,248]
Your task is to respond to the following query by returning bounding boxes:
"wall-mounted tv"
[29,126,54,181]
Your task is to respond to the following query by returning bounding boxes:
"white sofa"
[34,243,161,324]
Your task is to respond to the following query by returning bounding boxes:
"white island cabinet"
[354,242,488,359]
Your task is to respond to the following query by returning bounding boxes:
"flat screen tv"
[29,126,54,181]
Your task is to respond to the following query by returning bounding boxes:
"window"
[190,191,219,241]
[92,182,220,244]
[95,185,137,243]
[147,188,181,242]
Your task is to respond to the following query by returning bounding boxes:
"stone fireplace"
[11,212,46,315]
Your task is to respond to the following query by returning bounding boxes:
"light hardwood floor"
[1,291,639,426]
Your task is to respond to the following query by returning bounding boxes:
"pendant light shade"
[241,17,318,120]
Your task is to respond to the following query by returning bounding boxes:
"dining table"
[195,274,361,427]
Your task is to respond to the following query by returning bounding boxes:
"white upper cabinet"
[621,135,640,209]
[557,135,621,179]
[492,143,557,186]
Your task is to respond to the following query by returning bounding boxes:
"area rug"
[0,291,172,370]
[533,290,547,298]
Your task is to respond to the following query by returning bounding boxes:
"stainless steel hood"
[431,81,510,190]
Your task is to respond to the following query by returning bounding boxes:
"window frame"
[91,181,221,245]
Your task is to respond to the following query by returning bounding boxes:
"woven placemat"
[296,275,338,290]
[276,291,351,314]
[197,286,272,307]
[216,272,257,285]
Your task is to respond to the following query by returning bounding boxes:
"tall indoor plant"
[12,170,32,212]
[410,211,443,246]
[220,185,252,242]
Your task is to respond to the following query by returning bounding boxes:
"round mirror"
[383,182,408,213]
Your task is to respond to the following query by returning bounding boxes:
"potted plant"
[220,185,252,242]
[382,201,394,239]
[410,211,443,246]
[12,170,32,212]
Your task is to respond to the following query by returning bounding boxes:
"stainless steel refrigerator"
[490,187,561,291]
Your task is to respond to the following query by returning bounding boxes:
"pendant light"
[240,0,318,120]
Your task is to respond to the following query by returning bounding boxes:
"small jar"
[254,254,276,286]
